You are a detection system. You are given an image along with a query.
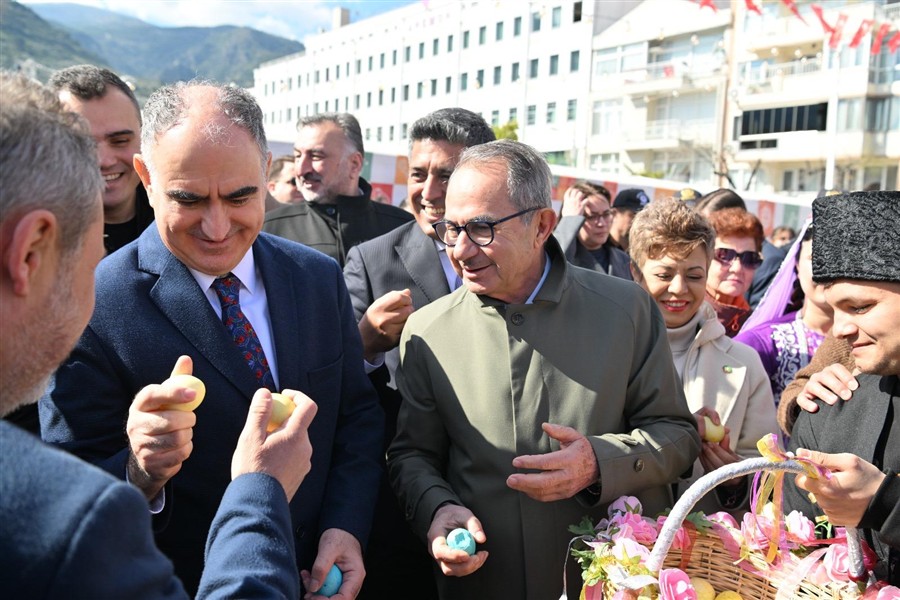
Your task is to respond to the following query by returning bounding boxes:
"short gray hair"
[0,71,102,255]
[408,108,495,153]
[455,140,551,220]
[299,112,364,155]
[141,80,268,173]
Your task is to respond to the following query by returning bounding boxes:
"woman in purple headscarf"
[734,221,832,404]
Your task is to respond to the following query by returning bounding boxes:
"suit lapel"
[396,226,451,305]
[256,236,303,392]
[140,228,263,399]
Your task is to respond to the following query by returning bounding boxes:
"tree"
[492,120,518,141]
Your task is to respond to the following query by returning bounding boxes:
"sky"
[19,0,418,42]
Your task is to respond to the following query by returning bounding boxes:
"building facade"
[252,0,899,195]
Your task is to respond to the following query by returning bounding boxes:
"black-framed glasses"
[433,207,540,247]
[714,247,763,269]
[583,210,612,225]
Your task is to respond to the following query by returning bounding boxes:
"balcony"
[737,58,870,106]
[618,62,687,96]
[623,118,716,150]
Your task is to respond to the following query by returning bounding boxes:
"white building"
[253,0,899,195]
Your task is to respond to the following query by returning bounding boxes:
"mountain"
[5,1,304,89]
[0,1,107,73]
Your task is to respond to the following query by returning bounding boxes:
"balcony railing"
[625,119,716,144]
[742,58,825,84]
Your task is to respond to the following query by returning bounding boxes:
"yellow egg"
[267,392,296,432]
[163,374,206,412]
[703,415,725,443]
[690,577,716,600]
[715,592,744,600]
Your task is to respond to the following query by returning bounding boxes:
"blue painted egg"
[447,528,476,555]
[319,564,342,597]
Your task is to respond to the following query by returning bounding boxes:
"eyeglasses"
[433,207,540,247]
[583,210,612,224]
[714,247,763,269]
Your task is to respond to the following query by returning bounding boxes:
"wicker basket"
[576,457,871,600]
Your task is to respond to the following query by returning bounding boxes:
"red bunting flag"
[829,13,847,49]
[745,0,762,15]
[872,22,891,54]
[810,4,833,34]
[698,0,717,13]
[888,32,900,54]
[781,0,807,25]
[849,19,874,49]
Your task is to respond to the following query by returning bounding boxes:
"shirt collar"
[189,249,258,295]
[524,251,552,305]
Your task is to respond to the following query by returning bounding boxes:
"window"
[479,26,486,45]
[335,65,340,79]
[392,49,397,65]
[433,38,439,55]
[590,152,619,173]
[476,69,484,88]
[365,128,370,141]
[297,75,302,88]
[463,30,470,48]
[496,21,504,41]
[461,73,469,91]
[314,70,320,83]
[546,101,556,123]
[417,81,424,99]
[531,11,541,32]
[512,62,520,81]
[552,6,562,28]
[344,97,349,111]
[550,55,559,75]
[355,59,361,74]
[491,110,500,125]
[527,104,537,125]
[402,123,408,139]
[403,85,409,101]
[286,107,292,121]
[447,35,454,52]
[354,95,360,110]
[379,53,385,68]
[529,58,539,78]
[837,98,862,132]
[368,56,373,71]
[366,91,372,108]
[509,107,517,122]
[493,66,502,85]
[592,99,622,135]
[431,79,437,96]
[445,76,452,93]
[391,87,396,103]
[570,50,580,72]
[866,97,900,132]
[377,127,382,142]
[404,46,411,62]
[574,1,583,22]
[419,42,425,59]
[567,99,577,121]
[514,16,522,36]
[389,125,395,141]
[378,89,384,105]
[740,103,828,135]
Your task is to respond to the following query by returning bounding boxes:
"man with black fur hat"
[785,190,900,586]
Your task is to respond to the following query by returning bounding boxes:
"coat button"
[326,206,336,216]
[511,312,524,325]
[633,459,645,473]
[295,526,306,538]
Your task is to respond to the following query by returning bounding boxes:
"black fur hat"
[812,191,900,283]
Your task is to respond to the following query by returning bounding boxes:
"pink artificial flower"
[609,495,643,517]
[740,512,780,552]
[706,511,739,529]
[656,516,689,550]
[785,510,817,546]
[875,585,900,600]
[583,582,604,600]
[823,543,852,582]
[611,537,651,564]
[609,512,658,545]
[658,568,697,600]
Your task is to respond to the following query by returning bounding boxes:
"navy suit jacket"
[1,421,300,599]
[40,227,384,594]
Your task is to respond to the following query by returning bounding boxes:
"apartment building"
[253,0,899,195]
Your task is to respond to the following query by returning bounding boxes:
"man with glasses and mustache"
[387,140,700,600]
[266,154,303,205]
[263,113,412,266]
[554,181,633,280]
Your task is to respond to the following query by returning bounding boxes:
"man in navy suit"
[40,81,384,597]
[1,72,317,598]
[342,108,494,599]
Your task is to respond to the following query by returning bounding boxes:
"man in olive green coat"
[387,140,701,600]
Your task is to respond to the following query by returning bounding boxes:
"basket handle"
[645,457,865,580]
